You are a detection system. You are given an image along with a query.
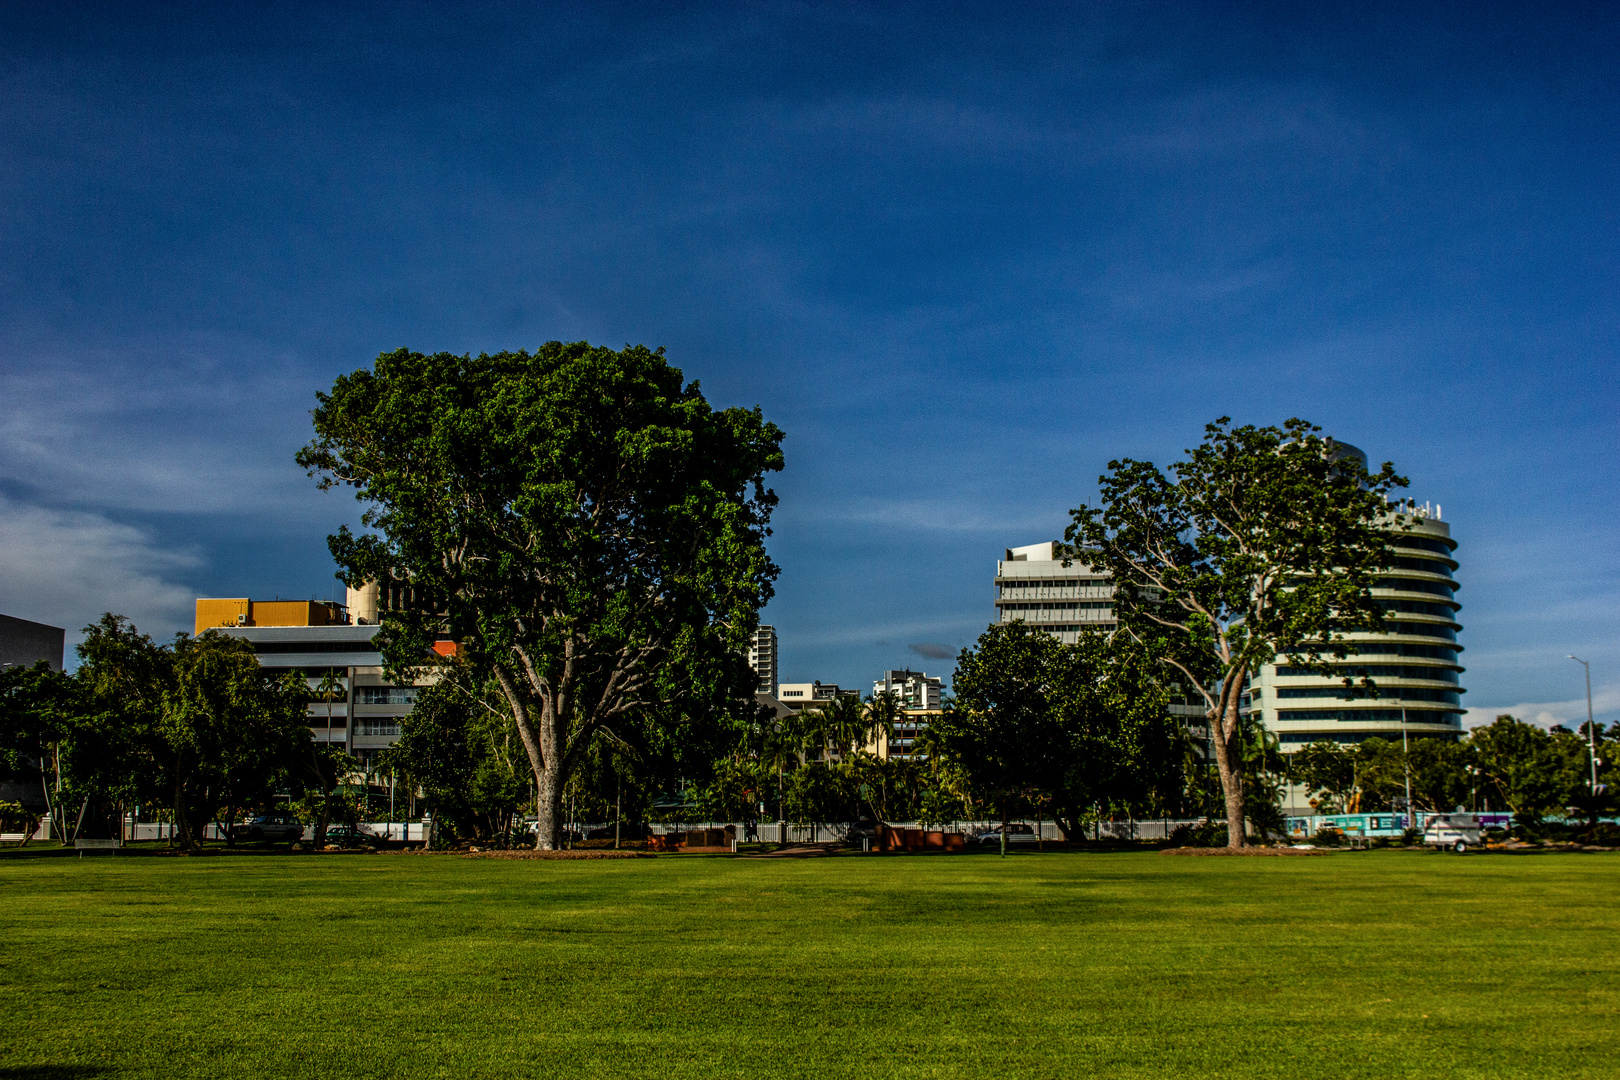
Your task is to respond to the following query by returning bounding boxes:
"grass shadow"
[0,1067,111,1079]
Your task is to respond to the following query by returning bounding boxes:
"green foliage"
[1291,741,1358,813]
[1065,417,1410,845]
[941,622,1184,838]
[68,615,312,848]
[1470,714,1584,822]
[783,761,854,829]
[0,661,74,777]
[0,799,34,836]
[298,342,782,848]
[382,673,529,844]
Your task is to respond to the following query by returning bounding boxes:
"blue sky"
[0,2,1615,725]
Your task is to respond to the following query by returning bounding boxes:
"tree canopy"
[298,342,784,848]
[1064,417,1409,847]
[940,622,1183,839]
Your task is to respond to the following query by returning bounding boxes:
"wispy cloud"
[1463,685,1620,730]
[793,616,986,650]
[908,642,955,660]
[827,498,1061,536]
[0,493,199,648]
[0,333,316,515]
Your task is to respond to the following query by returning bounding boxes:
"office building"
[1246,510,1465,745]
[747,625,778,696]
[993,542,1117,643]
[196,594,440,771]
[0,612,65,671]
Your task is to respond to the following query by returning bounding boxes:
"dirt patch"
[461,850,655,860]
[1160,846,1328,857]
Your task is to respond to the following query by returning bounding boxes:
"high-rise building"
[195,595,440,771]
[747,625,778,696]
[1247,485,1465,745]
[0,612,65,671]
[992,445,1466,753]
[870,669,946,759]
[993,542,1117,643]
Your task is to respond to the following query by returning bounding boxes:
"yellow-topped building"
[194,598,347,636]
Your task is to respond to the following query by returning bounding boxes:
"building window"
[356,686,418,705]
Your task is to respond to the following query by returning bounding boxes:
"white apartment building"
[776,681,858,712]
[869,669,946,760]
[993,541,1207,735]
[747,625,778,696]
[872,669,944,710]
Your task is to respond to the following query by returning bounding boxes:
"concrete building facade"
[869,669,946,759]
[0,613,65,671]
[872,669,944,710]
[747,625,778,696]
[1246,507,1465,746]
[993,542,1118,644]
[776,681,859,712]
[196,596,427,771]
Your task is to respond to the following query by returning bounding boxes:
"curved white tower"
[1250,445,1465,746]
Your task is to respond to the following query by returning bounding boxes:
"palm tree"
[819,693,870,761]
[760,726,794,820]
[865,690,902,758]
[314,668,344,743]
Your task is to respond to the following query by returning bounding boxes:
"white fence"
[643,819,1216,843]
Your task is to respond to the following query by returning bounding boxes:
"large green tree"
[942,622,1182,839]
[72,616,311,848]
[1065,418,1409,847]
[1470,715,1571,821]
[298,343,783,848]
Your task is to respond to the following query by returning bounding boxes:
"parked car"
[842,820,887,844]
[320,824,382,849]
[1424,813,1485,853]
[242,814,304,843]
[971,823,1037,846]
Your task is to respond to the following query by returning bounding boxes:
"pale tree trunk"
[535,753,563,850]
[496,662,566,851]
[1210,699,1247,848]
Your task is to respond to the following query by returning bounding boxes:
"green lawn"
[1,848,1616,1079]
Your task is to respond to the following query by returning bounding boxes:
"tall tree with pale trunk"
[299,342,782,850]
[1063,418,1408,848]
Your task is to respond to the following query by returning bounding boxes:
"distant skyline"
[0,2,1615,727]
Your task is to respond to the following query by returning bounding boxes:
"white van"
[1423,813,1485,853]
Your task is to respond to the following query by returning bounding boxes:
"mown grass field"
[0,847,1616,1079]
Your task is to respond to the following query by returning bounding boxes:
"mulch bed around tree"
[460,850,655,860]
[1160,846,1328,856]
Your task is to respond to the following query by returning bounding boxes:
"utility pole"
[1569,656,1601,806]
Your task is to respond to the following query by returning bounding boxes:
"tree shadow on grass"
[0,1067,111,1079]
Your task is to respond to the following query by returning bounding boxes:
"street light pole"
[1568,656,1599,799]
[1402,706,1413,831]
